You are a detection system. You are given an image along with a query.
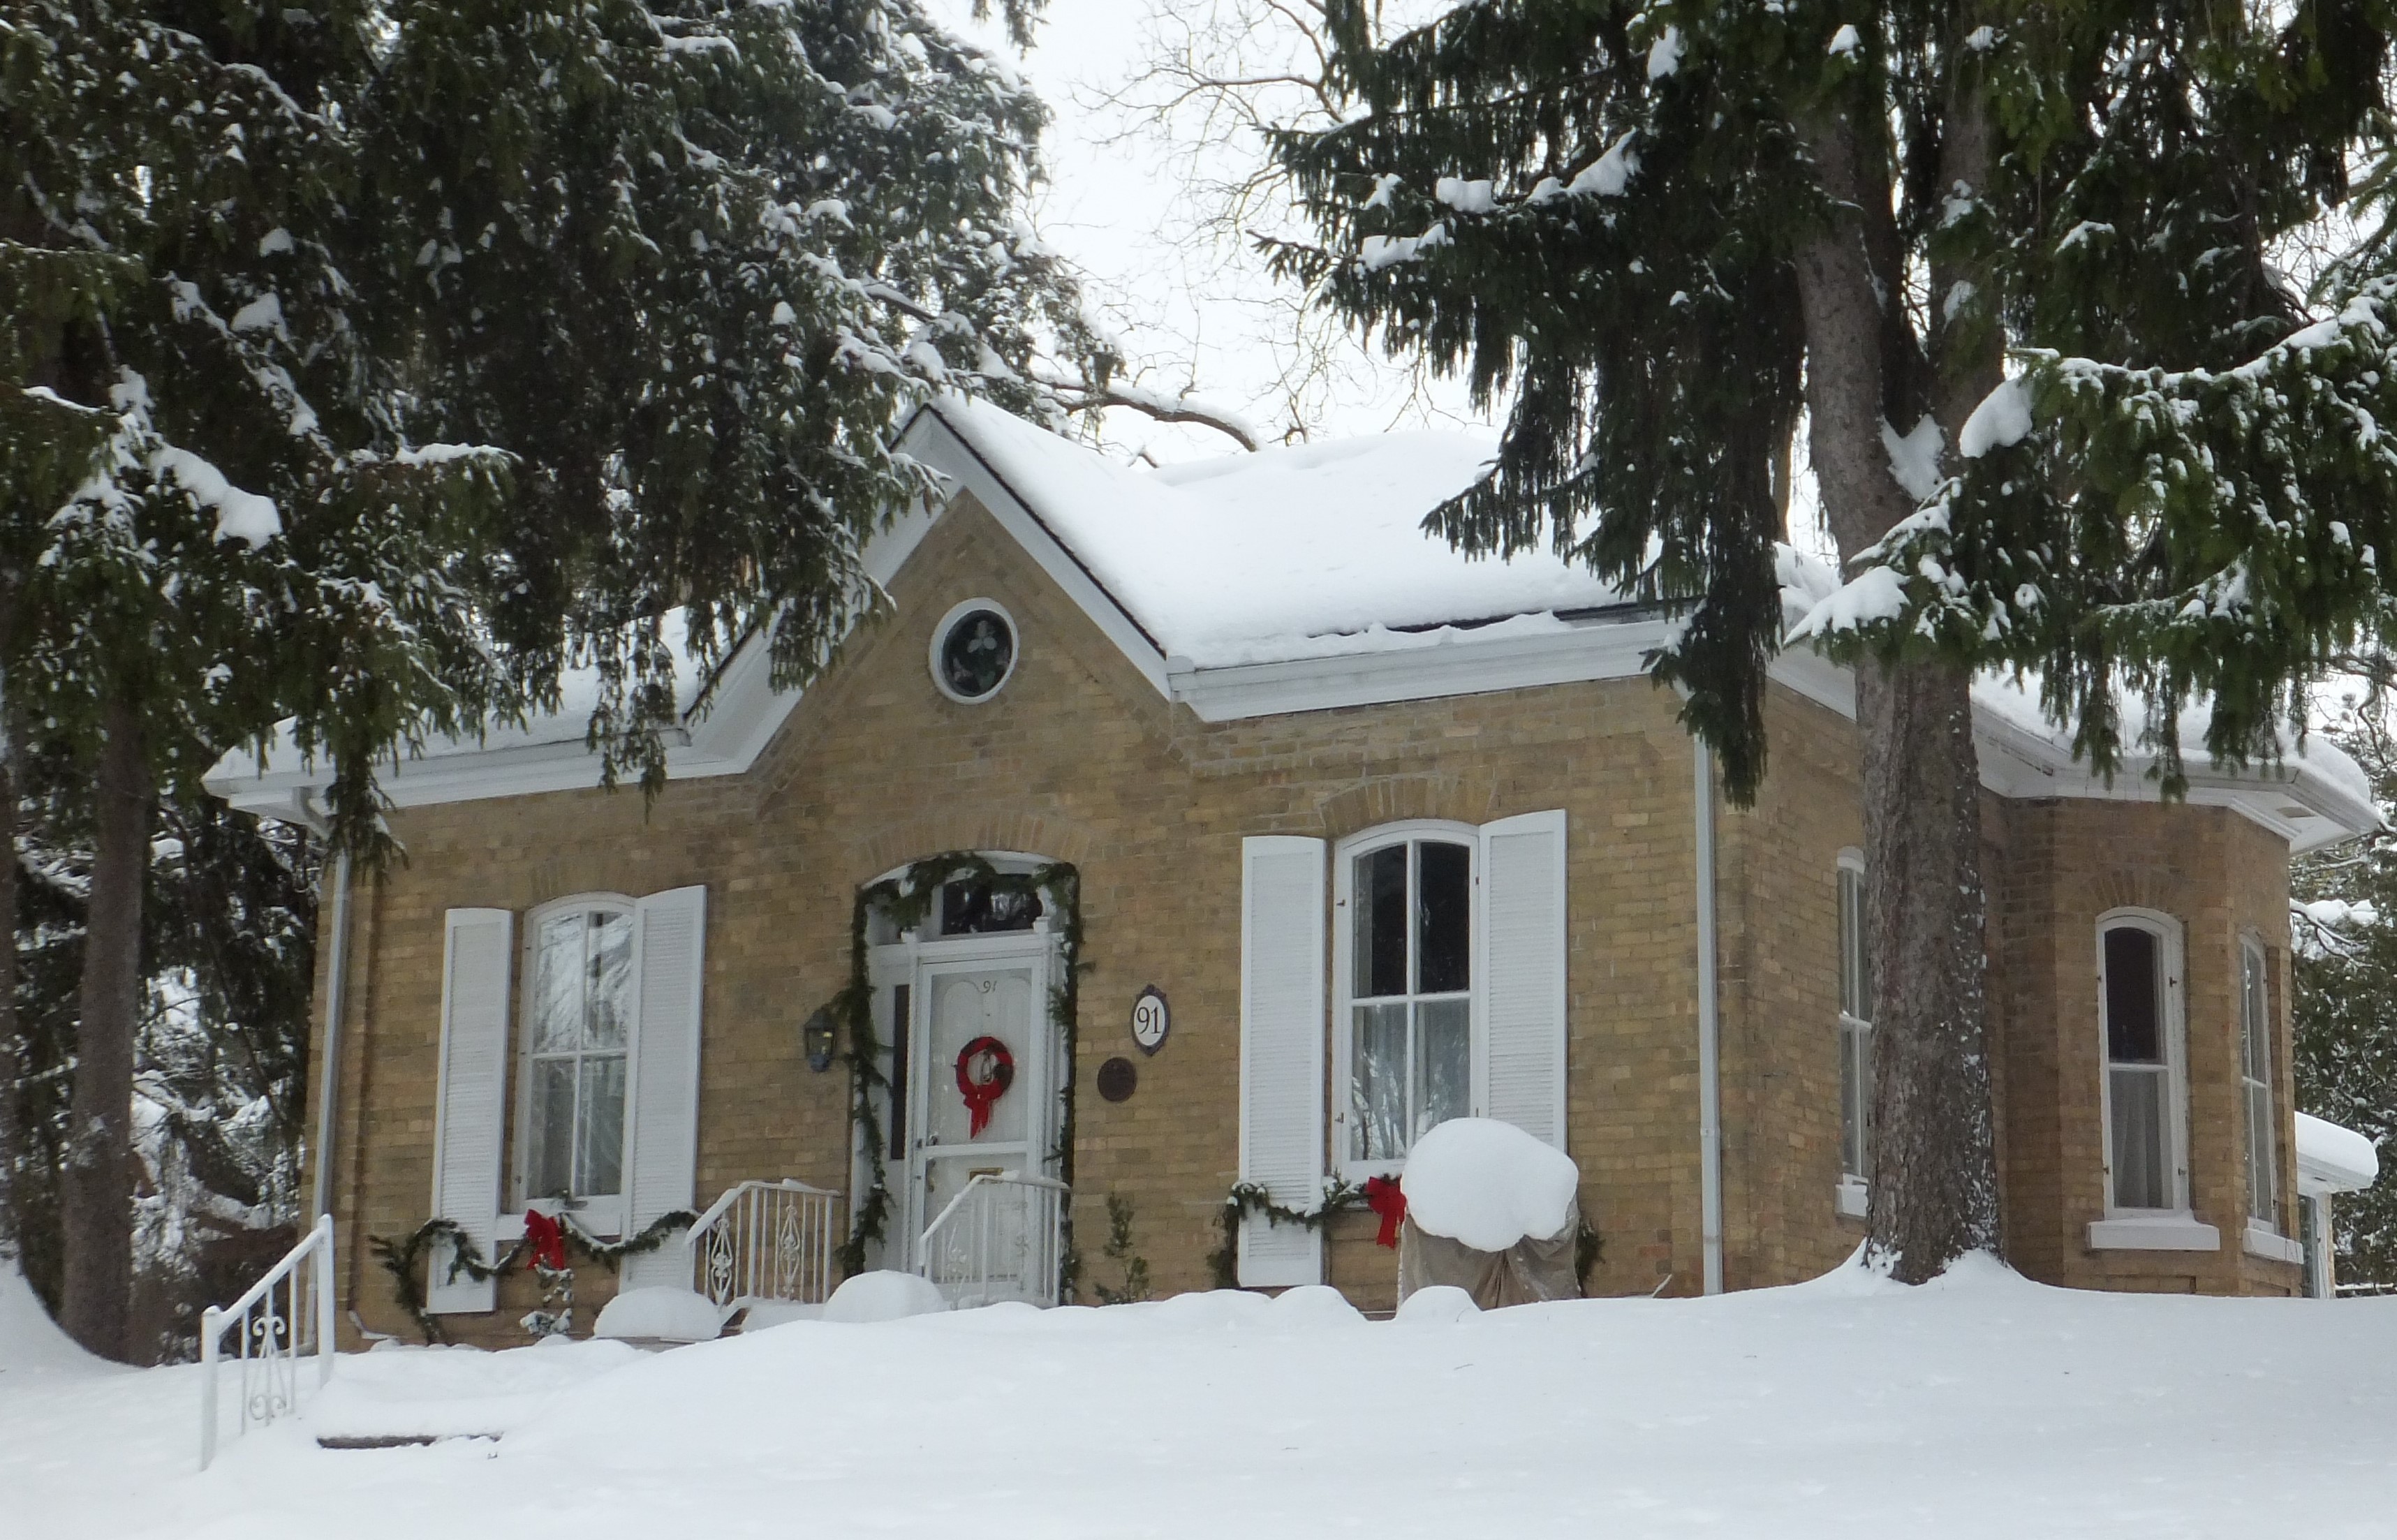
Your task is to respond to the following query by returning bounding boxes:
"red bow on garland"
[1362,1176,1407,1250]
[523,1208,567,1272]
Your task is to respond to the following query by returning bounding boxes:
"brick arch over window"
[847,810,1102,881]
[1314,771,1505,844]
[2084,868,2197,919]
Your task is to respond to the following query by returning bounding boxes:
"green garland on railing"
[1206,1178,1369,1289]
[369,1208,697,1345]
[831,852,1084,1283]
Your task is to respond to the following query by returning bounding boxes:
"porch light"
[802,1007,837,1072]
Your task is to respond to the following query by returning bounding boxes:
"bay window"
[1836,854,1872,1215]
[2098,913,2187,1215]
[2241,938,2279,1229]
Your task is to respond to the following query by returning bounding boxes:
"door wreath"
[955,1035,1016,1137]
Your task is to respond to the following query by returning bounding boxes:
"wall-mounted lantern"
[802,1006,837,1073]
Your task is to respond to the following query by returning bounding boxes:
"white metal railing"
[916,1171,1067,1308]
[200,1213,336,1469]
[687,1179,845,1311]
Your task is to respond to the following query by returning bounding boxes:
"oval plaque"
[1130,985,1170,1055]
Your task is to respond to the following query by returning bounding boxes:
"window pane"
[1840,1021,1866,1181]
[577,1053,627,1197]
[2247,1079,2274,1222]
[525,1057,577,1201]
[940,880,1042,936]
[1838,868,1864,1021]
[532,914,585,1053]
[2109,1065,2169,1209]
[1350,1002,1408,1161]
[1416,998,1470,1141]
[1355,845,1408,998]
[2242,947,2270,1081]
[2103,927,2163,1065]
[1417,842,1471,995]
[584,910,633,1050]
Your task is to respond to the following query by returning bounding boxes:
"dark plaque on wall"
[1130,984,1170,1055]
[1096,1056,1138,1103]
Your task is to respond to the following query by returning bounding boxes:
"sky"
[922,0,1496,464]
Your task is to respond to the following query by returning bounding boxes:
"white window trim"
[2237,933,2282,1235]
[928,596,1019,705]
[2090,908,2200,1247]
[1834,850,1871,1213]
[1332,820,1480,1181]
[511,891,639,1236]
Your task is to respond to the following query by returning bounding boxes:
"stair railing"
[915,1171,1066,1308]
[199,1213,336,1469]
[686,1179,845,1310]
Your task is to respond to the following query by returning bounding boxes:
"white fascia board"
[210,487,947,822]
[1766,647,2375,852]
[911,403,1173,697]
[1168,615,1671,722]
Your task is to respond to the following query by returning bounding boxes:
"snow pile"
[0,1263,97,1375]
[931,395,1625,667]
[7,1260,2397,1537]
[593,1287,725,1344]
[1391,1284,1480,1324]
[2296,1111,2380,1192]
[821,1270,947,1323]
[1401,1117,1581,1251]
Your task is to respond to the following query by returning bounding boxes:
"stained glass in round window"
[934,603,1016,702]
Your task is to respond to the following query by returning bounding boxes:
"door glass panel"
[1415,998,1470,1139]
[1351,1002,1408,1161]
[926,967,1035,1146]
[2109,1065,2168,1209]
[1417,842,1471,994]
[1355,845,1408,998]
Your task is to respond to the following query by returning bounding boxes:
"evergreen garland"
[368,1207,695,1345]
[829,852,1082,1282]
[1207,1178,1369,1290]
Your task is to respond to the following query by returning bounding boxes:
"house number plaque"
[1130,985,1170,1055]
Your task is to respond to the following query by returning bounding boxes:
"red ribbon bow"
[954,1035,1016,1139]
[1363,1175,1408,1250]
[523,1208,567,1272]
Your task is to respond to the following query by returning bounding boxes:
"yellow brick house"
[210,397,2382,1344]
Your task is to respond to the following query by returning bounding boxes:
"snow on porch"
[6,1254,2397,1538]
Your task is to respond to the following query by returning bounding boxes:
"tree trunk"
[1796,101,2001,1282]
[0,646,17,1250]
[60,697,147,1360]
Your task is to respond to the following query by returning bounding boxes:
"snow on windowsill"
[2242,1222,2303,1266]
[1834,1179,1868,1220]
[2086,1214,2222,1252]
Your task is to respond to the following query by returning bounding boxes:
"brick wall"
[309,489,2306,1345]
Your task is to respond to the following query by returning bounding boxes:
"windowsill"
[2086,1214,2221,1252]
[1834,1178,1868,1220]
[2243,1222,2303,1265]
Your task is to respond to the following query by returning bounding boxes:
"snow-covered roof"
[205,396,2382,851]
[2296,1111,2380,1195]
[928,394,1611,667]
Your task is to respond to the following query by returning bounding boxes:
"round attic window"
[931,599,1018,703]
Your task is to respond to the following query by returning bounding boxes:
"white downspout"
[309,845,353,1226]
[1694,739,1725,1296]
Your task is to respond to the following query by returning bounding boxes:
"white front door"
[900,935,1056,1269]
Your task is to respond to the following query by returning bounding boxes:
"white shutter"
[1239,836,1327,1287]
[429,908,512,1313]
[1478,810,1569,1150]
[621,885,707,1289]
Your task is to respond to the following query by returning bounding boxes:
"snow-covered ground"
[6,1255,2396,1539]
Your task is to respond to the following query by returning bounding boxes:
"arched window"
[518,894,636,1223]
[2097,911,2188,1215]
[1334,824,1475,1170]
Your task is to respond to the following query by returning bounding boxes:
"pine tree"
[5,1,1098,1356]
[2293,705,2397,1288]
[1270,2,2396,1279]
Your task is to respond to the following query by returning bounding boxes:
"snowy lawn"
[6,1256,2396,1539]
